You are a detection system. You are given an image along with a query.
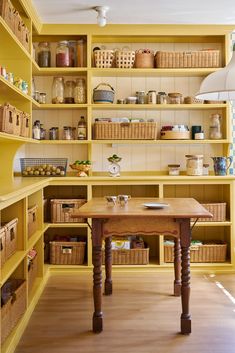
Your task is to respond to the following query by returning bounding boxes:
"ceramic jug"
[211,156,232,176]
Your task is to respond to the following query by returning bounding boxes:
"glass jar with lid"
[147,90,156,104]
[56,41,70,67]
[136,91,145,104]
[168,92,182,104]
[185,155,203,176]
[52,77,65,104]
[63,126,73,140]
[38,42,51,67]
[157,92,168,104]
[64,80,75,103]
[74,78,86,104]
[49,127,59,140]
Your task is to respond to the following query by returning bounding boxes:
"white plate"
[143,202,169,209]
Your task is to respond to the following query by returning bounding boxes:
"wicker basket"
[20,112,30,137]
[0,103,16,134]
[93,83,115,104]
[0,0,15,32]
[13,108,22,136]
[50,241,86,265]
[164,242,227,263]
[0,226,6,267]
[155,50,220,68]
[3,218,18,261]
[50,199,86,223]
[93,122,157,140]
[115,50,135,68]
[28,205,38,239]
[192,202,226,222]
[135,49,155,68]
[94,50,115,68]
[28,255,38,293]
[1,279,27,344]
[102,248,149,265]
[21,23,30,52]
[184,96,204,104]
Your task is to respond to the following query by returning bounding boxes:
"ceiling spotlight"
[93,6,109,27]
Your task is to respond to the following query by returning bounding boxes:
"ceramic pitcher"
[211,156,232,176]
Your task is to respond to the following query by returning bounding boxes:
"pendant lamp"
[196,44,235,101]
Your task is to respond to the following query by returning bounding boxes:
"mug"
[211,156,232,176]
[104,195,117,205]
[117,194,131,206]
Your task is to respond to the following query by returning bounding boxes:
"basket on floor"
[50,241,86,265]
[102,248,149,265]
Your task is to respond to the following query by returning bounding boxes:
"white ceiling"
[32,0,235,25]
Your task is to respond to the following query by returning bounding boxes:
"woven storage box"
[50,241,86,265]
[13,108,22,136]
[21,23,30,52]
[28,205,38,239]
[50,199,86,223]
[0,0,15,32]
[13,10,23,42]
[0,103,16,134]
[115,50,135,68]
[93,122,157,140]
[164,242,227,263]
[135,49,155,68]
[155,50,220,68]
[3,218,18,261]
[192,202,226,222]
[94,50,115,68]
[20,112,30,137]
[102,248,149,265]
[0,226,6,267]
[28,255,38,293]
[1,279,26,344]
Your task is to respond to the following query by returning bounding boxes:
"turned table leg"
[174,238,181,296]
[104,236,112,295]
[92,219,103,333]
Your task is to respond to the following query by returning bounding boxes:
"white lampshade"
[196,44,235,101]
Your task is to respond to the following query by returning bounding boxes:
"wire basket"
[20,158,68,177]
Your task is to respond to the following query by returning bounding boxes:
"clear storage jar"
[64,80,75,103]
[52,77,65,104]
[56,41,70,67]
[136,91,145,104]
[74,78,86,104]
[185,154,203,176]
[49,127,59,140]
[168,92,182,104]
[157,92,167,104]
[168,164,180,176]
[77,38,85,67]
[38,42,51,67]
[63,126,73,140]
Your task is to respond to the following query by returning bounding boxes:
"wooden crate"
[192,203,226,222]
[50,241,86,265]
[102,248,149,265]
[28,255,38,293]
[0,0,15,32]
[0,103,16,134]
[4,218,18,261]
[164,242,227,263]
[93,122,157,140]
[50,199,86,223]
[1,279,26,344]
[28,205,38,239]
[0,226,6,267]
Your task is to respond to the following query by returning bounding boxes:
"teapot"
[211,156,232,176]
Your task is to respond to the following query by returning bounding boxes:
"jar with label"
[209,113,222,139]
[64,80,75,103]
[52,77,64,104]
[185,155,203,176]
[168,164,180,176]
[32,120,41,140]
[147,90,156,104]
[77,116,87,140]
[157,92,168,104]
[38,42,51,67]
[168,92,182,104]
[63,126,73,140]
[136,91,145,104]
[49,127,59,140]
[74,78,86,104]
[56,41,70,67]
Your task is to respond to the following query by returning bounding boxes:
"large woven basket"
[102,248,149,265]
[94,49,115,68]
[93,122,157,140]
[50,241,86,265]
[191,202,226,222]
[50,198,86,223]
[115,50,135,68]
[155,49,220,68]
[0,226,6,267]
[27,205,38,239]
[3,218,18,261]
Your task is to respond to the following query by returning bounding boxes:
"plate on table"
[143,202,169,209]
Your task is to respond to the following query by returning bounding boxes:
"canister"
[136,91,145,104]
[185,155,203,176]
[157,92,167,104]
[168,92,182,104]
[168,164,180,176]
[147,90,156,104]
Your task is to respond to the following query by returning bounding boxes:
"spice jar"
[56,41,70,67]
[64,80,75,103]
[147,90,156,104]
[63,126,73,140]
[185,155,203,176]
[168,164,180,176]
[136,91,145,104]
[49,127,59,140]
[52,77,64,104]
[38,42,51,67]
[74,78,86,104]
[157,92,167,104]
[168,92,182,104]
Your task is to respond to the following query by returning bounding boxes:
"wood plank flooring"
[15,272,235,353]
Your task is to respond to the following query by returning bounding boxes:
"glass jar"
[63,126,73,140]
[74,78,86,104]
[68,40,77,67]
[157,92,167,104]
[56,41,70,67]
[168,92,182,104]
[49,127,59,140]
[32,120,41,140]
[38,42,51,67]
[77,38,85,67]
[136,91,145,104]
[64,80,75,103]
[147,90,156,104]
[52,77,64,104]
[39,92,46,104]
[209,113,222,139]
[168,164,180,176]
[185,155,203,176]
[40,124,46,140]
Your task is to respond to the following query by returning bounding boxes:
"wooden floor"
[15,271,235,353]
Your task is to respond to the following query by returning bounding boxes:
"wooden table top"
[75,198,213,219]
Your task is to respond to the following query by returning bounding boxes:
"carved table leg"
[178,218,191,334]
[92,219,103,333]
[174,238,181,296]
[104,236,112,295]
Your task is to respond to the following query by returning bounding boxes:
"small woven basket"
[115,50,135,68]
[135,49,155,68]
[94,50,114,68]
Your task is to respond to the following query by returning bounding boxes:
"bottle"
[38,42,51,67]
[56,41,70,67]
[32,120,41,140]
[77,116,87,140]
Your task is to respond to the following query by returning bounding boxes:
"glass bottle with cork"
[77,116,87,140]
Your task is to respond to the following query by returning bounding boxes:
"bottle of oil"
[77,116,87,140]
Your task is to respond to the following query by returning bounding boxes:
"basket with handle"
[93,49,115,68]
[115,50,135,68]
[93,83,115,104]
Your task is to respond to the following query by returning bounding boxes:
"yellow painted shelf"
[92,103,228,110]
[0,132,38,144]
[192,221,232,227]
[46,222,89,228]
[28,227,47,249]
[1,251,25,285]
[91,139,231,144]
[32,60,87,76]
[39,140,89,144]
[0,76,31,102]
[32,103,88,110]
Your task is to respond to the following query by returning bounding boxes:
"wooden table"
[76,197,212,335]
